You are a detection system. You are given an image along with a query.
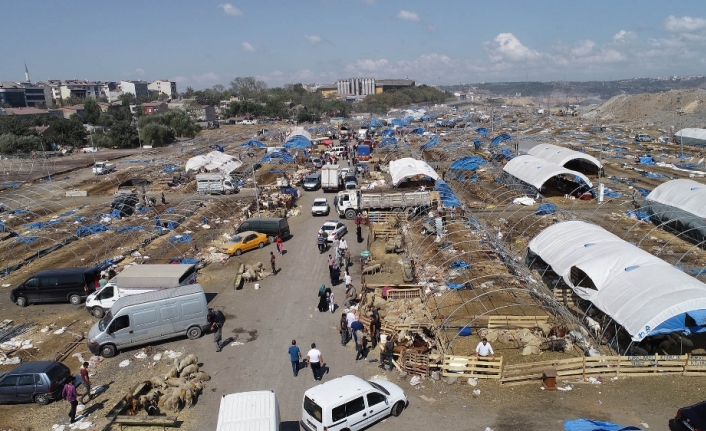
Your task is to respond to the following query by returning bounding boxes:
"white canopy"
[389,157,439,186]
[503,155,593,189]
[675,128,706,147]
[528,143,602,169]
[529,221,706,341]
[287,127,312,141]
[185,151,243,175]
[646,179,706,218]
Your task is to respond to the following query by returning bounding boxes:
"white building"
[120,80,149,99]
[337,78,376,96]
[148,80,177,98]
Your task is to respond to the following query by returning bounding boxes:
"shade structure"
[185,151,243,175]
[643,179,706,243]
[528,221,706,341]
[528,143,602,169]
[503,155,593,189]
[389,157,439,186]
[675,128,706,147]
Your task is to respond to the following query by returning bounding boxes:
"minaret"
[24,63,30,83]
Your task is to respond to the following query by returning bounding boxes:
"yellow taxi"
[221,230,269,256]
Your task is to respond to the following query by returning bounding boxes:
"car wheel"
[235,249,242,256]
[91,307,105,318]
[258,242,265,249]
[100,344,117,358]
[34,393,49,405]
[391,401,405,417]
[187,326,202,340]
[16,296,27,307]
[69,294,81,305]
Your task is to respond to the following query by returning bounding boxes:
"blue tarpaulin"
[475,127,488,136]
[491,133,512,145]
[449,156,487,171]
[390,118,405,127]
[76,225,109,237]
[502,148,512,157]
[643,172,666,178]
[535,203,556,215]
[473,139,482,150]
[379,137,398,148]
[420,136,439,151]
[604,188,621,198]
[435,179,461,208]
[163,164,180,174]
[381,129,395,137]
[170,234,192,243]
[627,210,650,221]
[458,327,472,336]
[242,139,266,148]
[690,269,706,275]
[564,419,641,431]
[116,226,145,232]
[284,135,312,149]
[410,128,425,135]
[17,236,36,243]
[260,151,295,164]
[446,282,465,290]
[23,220,63,229]
[639,156,655,165]
[450,260,470,270]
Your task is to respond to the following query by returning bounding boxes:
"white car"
[319,220,347,242]
[311,198,330,216]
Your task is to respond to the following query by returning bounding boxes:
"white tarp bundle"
[528,143,602,169]
[503,155,593,189]
[389,157,439,186]
[185,151,243,175]
[528,221,706,341]
[675,128,706,147]
[645,179,706,218]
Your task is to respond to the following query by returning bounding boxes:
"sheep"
[183,388,195,407]
[161,394,182,413]
[149,375,166,389]
[164,367,179,380]
[192,371,211,382]
[585,316,601,336]
[180,364,199,378]
[166,377,187,388]
[178,354,198,373]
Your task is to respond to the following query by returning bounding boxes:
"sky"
[2,0,705,90]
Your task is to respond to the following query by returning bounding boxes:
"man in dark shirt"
[288,340,301,377]
[339,313,349,345]
[379,337,395,371]
[208,309,226,352]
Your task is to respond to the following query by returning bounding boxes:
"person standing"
[475,337,495,360]
[327,254,335,280]
[270,252,277,275]
[62,381,79,423]
[275,236,283,255]
[288,340,302,377]
[78,361,91,403]
[328,287,335,313]
[317,284,328,312]
[379,336,395,371]
[317,232,325,254]
[331,259,340,285]
[344,271,352,290]
[208,308,226,352]
[369,308,381,349]
[355,327,366,360]
[339,313,348,345]
[338,237,348,256]
[306,343,324,381]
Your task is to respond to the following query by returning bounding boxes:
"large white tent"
[185,151,243,175]
[528,221,706,341]
[389,157,439,186]
[675,128,706,147]
[528,143,602,169]
[644,179,706,242]
[503,155,593,190]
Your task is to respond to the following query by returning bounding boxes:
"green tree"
[97,112,115,127]
[0,117,33,136]
[0,134,43,154]
[60,95,84,107]
[43,117,87,147]
[109,121,139,148]
[90,133,112,148]
[229,77,267,101]
[183,87,196,98]
[141,123,175,146]
[84,99,101,125]
[138,110,200,138]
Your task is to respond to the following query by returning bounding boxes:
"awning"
[503,155,593,189]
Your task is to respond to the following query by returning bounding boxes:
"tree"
[84,99,101,125]
[141,123,175,146]
[109,121,139,148]
[0,134,43,154]
[43,117,87,148]
[138,110,200,138]
[60,96,84,107]
[0,117,33,136]
[184,87,196,98]
[229,77,267,100]
[97,112,115,127]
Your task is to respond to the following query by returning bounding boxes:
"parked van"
[325,146,346,157]
[85,264,198,318]
[303,173,322,191]
[10,266,107,307]
[236,217,290,239]
[301,375,407,431]
[86,284,209,358]
[217,390,280,431]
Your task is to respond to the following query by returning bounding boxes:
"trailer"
[336,189,438,220]
[196,173,238,195]
[321,164,340,192]
[93,161,116,175]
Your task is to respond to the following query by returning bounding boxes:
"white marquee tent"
[185,151,243,175]
[528,143,602,169]
[503,155,593,190]
[644,179,706,242]
[389,157,439,186]
[528,221,706,341]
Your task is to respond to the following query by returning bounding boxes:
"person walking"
[328,287,335,313]
[327,254,335,280]
[331,259,340,285]
[306,343,324,381]
[317,284,328,312]
[379,336,396,371]
[369,308,381,349]
[339,313,349,345]
[62,381,79,423]
[275,236,283,255]
[270,252,277,275]
[208,308,226,352]
[355,327,366,360]
[288,340,302,377]
[317,232,325,254]
[77,361,91,403]
[476,337,495,360]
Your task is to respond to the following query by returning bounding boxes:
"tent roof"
[185,151,243,175]
[646,179,706,218]
[528,143,602,169]
[389,157,439,186]
[287,127,311,140]
[528,221,706,341]
[503,155,593,189]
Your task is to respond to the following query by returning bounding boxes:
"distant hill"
[443,77,706,100]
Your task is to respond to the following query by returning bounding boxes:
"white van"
[85,264,198,318]
[86,284,209,358]
[325,146,346,157]
[301,375,407,431]
[217,390,280,431]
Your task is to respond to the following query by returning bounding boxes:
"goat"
[585,316,601,337]
[548,324,568,339]
[540,339,567,352]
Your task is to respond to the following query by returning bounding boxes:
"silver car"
[311,198,330,216]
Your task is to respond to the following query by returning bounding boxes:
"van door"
[131,308,160,346]
[364,391,389,426]
[341,396,368,431]
[22,277,41,303]
[107,315,132,349]
[39,275,62,302]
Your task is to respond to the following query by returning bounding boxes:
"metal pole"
[250,154,260,217]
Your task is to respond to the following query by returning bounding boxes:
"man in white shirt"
[475,338,495,360]
[344,271,352,289]
[306,343,325,381]
[346,310,356,342]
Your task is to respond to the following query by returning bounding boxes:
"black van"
[236,217,290,239]
[10,266,106,307]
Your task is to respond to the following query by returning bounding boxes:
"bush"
[141,123,176,147]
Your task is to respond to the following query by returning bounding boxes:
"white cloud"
[190,72,222,88]
[397,10,420,22]
[218,3,243,18]
[612,30,636,42]
[121,68,145,77]
[571,40,595,56]
[304,35,322,45]
[664,15,706,33]
[242,42,256,52]
[485,33,542,62]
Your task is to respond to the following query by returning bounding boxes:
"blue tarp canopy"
[639,156,655,165]
[242,139,265,148]
[476,127,488,136]
[450,156,487,171]
[379,137,398,148]
[260,151,295,164]
[389,118,405,127]
[403,116,415,124]
[491,133,512,145]
[381,129,395,137]
[435,179,461,208]
[367,118,385,127]
[420,136,439,151]
[564,419,640,431]
[535,203,556,215]
[284,135,312,149]
[410,128,425,135]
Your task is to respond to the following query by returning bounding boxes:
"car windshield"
[303,396,323,422]
[229,235,244,242]
[368,381,390,395]
[98,310,113,332]
[321,225,335,232]
[313,201,326,207]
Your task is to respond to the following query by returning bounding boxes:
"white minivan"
[301,375,407,431]
[217,390,280,431]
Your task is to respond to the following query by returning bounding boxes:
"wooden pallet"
[487,315,550,329]
[113,415,177,430]
[401,351,430,376]
[386,288,423,300]
[441,355,503,379]
[684,355,706,376]
[372,227,399,240]
[553,287,581,307]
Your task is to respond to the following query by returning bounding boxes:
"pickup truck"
[93,161,116,175]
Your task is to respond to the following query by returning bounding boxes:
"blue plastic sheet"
[284,135,312,149]
[490,133,512,145]
[242,139,265,148]
[604,189,621,198]
[16,236,36,243]
[260,151,295,164]
[449,156,487,171]
[502,148,512,157]
[643,172,666,178]
[381,129,395,137]
[76,225,109,237]
[23,220,63,229]
[458,327,472,336]
[535,203,556,215]
[475,127,488,136]
[116,226,145,232]
[410,128,425,135]
[420,136,439,151]
[58,209,77,217]
[450,260,470,270]
[163,164,180,174]
[627,210,650,221]
[435,180,461,208]
[379,137,398,148]
[564,419,641,431]
[691,269,706,275]
[2,183,21,189]
[446,282,465,290]
[639,156,655,165]
[170,234,192,243]
[12,209,30,215]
